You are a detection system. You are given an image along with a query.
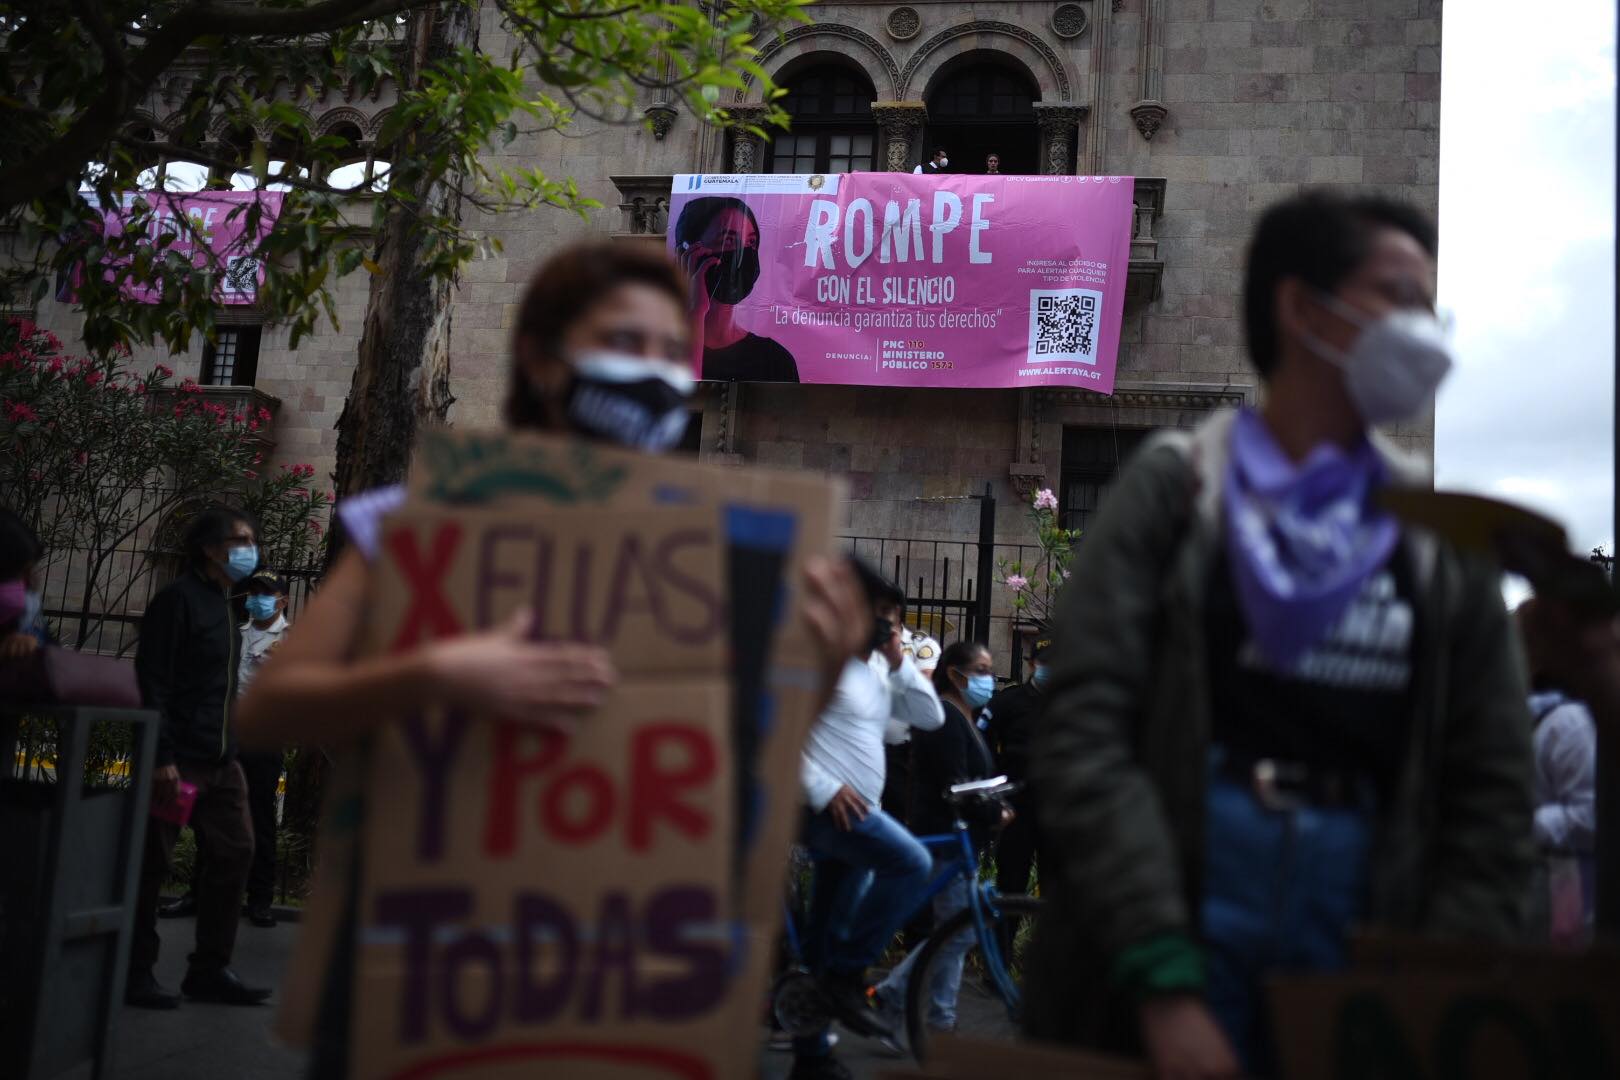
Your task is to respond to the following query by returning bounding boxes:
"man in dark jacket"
[982,638,1050,897]
[127,505,271,1009]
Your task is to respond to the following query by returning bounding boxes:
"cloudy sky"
[1436,0,1616,557]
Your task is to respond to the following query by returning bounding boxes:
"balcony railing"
[610,174,1167,304]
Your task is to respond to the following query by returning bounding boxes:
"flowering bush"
[996,487,1078,634]
[0,317,326,644]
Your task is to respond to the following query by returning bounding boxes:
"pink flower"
[244,469,258,479]
[1033,488,1059,511]
[48,357,63,373]
[4,401,39,422]
[173,404,187,417]
[309,521,324,536]
[154,364,174,378]
[180,379,202,394]
[45,332,61,350]
[83,370,104,387]
[255,406,272,422]
[1005,574,1029,591]
[252,452,263,465]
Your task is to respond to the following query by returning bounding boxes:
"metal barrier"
[0,705,158,1080]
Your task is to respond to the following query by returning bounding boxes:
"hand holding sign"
[424,606,617,728]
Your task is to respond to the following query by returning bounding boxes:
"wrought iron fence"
[29,482,327,658]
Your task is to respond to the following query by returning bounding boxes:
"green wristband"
[1110,932,1207,1002]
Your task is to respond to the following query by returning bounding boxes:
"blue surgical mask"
[224,544,259,583]
[963,673,995,709]
[245,594,279,621]
[1031,664,1050,688]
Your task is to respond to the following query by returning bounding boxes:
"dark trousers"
[239,750,282,908]
[132,759,254,975]
[995,791,1040,896]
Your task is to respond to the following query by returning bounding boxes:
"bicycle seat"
[945,775,1019,802]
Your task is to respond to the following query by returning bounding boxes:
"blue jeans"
[795,805,932,1056]
[1201,759,1374,1078]
[875,867,971,1031]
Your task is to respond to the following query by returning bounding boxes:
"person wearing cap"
[981,637,1052,899]
[237,571,291,927]
[792,561,944,1080]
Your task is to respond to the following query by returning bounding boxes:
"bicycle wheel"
[903,894,1042,1061]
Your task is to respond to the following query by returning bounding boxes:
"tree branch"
[0,0,430,212]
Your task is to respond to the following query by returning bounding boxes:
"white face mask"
[1301,292,1453,425]
[937,157,948,167]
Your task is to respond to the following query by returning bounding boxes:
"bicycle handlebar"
[945,775,1020,803]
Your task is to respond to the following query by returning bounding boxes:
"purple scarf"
[1223,409,1399,670]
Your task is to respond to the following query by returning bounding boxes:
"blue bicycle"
[770,776,1041,1061]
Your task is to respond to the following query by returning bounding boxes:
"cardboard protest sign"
[876,1035,1149,1079]
[1270,936,1620,1079]
[277,430,843,1080]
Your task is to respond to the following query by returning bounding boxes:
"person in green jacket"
[1024,191,1533,1078]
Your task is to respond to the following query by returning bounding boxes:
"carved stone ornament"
[1034,103,1089,175]
[741,24,902,101]
[643,101,678,140]
[728,103,770,173]
[1051,3,1089,39]
[1130,99,1168,141]
[870,101,928,172]
[900,21,1073,101]
[1114,0,1125,11]
[886,6,922,41]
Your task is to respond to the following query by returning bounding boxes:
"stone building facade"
[11,0,1442,660]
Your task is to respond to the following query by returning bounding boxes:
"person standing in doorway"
[984,153,1001,175]
[238,571,291,928]
[128,505,271,1009]
[914,147,950,175]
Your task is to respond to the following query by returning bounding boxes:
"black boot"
[243,903,277,929]
[125,968,181,1010]
[181,966,272,1005]
[157,893,197,919]
[816,971,893,1039]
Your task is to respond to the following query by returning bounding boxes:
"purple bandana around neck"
[1222,408,1399,670]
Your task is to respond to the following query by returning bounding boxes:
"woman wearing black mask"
[235,242,863,1077]
[236,243,858,754]
[675,196,799,383]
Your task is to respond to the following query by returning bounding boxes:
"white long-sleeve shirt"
[801,653,944,812]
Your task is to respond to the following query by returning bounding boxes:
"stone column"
[869,101,928,172]
[1034,104,1089,175]
[728,104,771,173]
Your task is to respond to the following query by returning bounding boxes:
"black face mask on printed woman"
[705,246,761,305]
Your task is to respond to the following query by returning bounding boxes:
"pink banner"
[66,191,283,305]
[669,173,1135,393]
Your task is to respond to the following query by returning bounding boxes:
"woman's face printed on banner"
[694,207,762,305]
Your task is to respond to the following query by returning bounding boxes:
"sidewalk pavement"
[113,916,900,1078]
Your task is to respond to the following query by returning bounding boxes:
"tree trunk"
[284,3,474,879]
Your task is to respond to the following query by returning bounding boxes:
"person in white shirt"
[238,571,290,927]
[793,563,944,1079]
[913,147,949,175]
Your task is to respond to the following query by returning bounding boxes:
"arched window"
[924,60,1040,175]
[767,63,877,174]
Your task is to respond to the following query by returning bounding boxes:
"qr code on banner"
[222,256,261,297]
[1027,289,1102,365]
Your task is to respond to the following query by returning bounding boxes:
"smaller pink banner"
[66,191,284,305]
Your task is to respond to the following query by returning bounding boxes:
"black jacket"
[909,700,998,838]
[981,680,1044,784]
[135,567,241,768]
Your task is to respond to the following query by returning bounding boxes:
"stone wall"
[10,0,1444,547]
